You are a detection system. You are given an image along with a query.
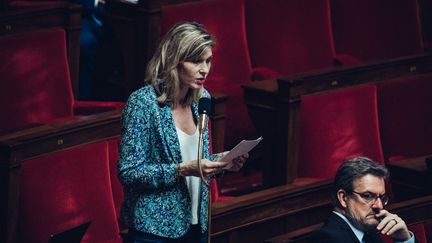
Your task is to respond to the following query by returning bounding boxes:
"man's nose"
[371,198,384,209]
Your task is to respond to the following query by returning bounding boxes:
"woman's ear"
[337,189,348,208]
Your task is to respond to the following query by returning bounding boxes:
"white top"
[176,127,201,225]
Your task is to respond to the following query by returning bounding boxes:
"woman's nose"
[199,63,210,74]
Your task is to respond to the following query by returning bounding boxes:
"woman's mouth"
[196,78,205,85]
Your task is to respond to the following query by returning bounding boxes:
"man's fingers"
[379,218,398,234]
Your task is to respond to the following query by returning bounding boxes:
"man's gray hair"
[332,157,388,207]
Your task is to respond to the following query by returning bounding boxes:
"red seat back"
[245,0,336,76]
[381,222,427,243]
[161,0,255,148]
[107,138,124,229]
[18,142,121,243]
[331,0,424,62]
[0,28,74,134]
[377,74,432,160]
[298,84,384,179]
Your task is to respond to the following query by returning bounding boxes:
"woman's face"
[178,48,212,91]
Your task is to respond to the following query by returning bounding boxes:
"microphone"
[197,97,212,187]
[198,97,211,134]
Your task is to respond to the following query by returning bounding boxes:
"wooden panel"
[388,156,432,201]
[211,180,333,243]
[103,0,199,100]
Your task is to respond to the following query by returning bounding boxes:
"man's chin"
[364,216,379,230]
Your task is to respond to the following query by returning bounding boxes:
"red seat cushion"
[18,142,121,242]
[107,138,125,229]
[297,84,384,180]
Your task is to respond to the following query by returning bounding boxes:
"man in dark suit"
[310,157,415,243]
[71,0,106,99]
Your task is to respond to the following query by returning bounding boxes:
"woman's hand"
[226,153,249,172]
[178,159,228,177]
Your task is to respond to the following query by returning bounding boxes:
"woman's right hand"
[178,159,228,177]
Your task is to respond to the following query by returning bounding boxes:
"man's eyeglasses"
[351,191,389,206]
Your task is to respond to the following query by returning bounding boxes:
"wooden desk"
[388,156,432,201]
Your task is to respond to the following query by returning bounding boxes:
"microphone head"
[198,97,212,115]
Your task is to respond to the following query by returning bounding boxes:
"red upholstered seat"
[331,0,424,63]
[0,28,123,135]
[245,0,338,77]
[377,74,432,161]
[296,84,384,181]
[18,142,122,243]
[161,0,256,149]
[0,27,124,241]
[107,138,125,229]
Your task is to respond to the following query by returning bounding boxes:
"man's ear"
[337,189,348,208]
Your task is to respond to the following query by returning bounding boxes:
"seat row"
[160,0,427,150]
[243,52,432,193]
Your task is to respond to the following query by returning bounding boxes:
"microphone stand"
[197,97,212,243]
[197,130,210,188]
[197,120,211,243]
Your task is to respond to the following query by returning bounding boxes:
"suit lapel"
[329,213,363,243]
[158,104,182,164]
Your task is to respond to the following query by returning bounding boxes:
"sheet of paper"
[219,136,263,169]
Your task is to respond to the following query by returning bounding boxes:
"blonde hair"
[145,22,216,106]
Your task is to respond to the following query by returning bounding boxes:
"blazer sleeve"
[117,93,178,190]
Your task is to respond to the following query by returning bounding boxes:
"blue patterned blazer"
[118,85,216,238]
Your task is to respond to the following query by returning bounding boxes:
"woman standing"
[118,22,247,243]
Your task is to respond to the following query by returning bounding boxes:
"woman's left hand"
[227,153,249,172]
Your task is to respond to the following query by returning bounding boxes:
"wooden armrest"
[279,52,432,101]
[0,109,121,167]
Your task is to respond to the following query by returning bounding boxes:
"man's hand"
[375,209,411,241]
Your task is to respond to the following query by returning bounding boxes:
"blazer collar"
[159,101,200,165]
